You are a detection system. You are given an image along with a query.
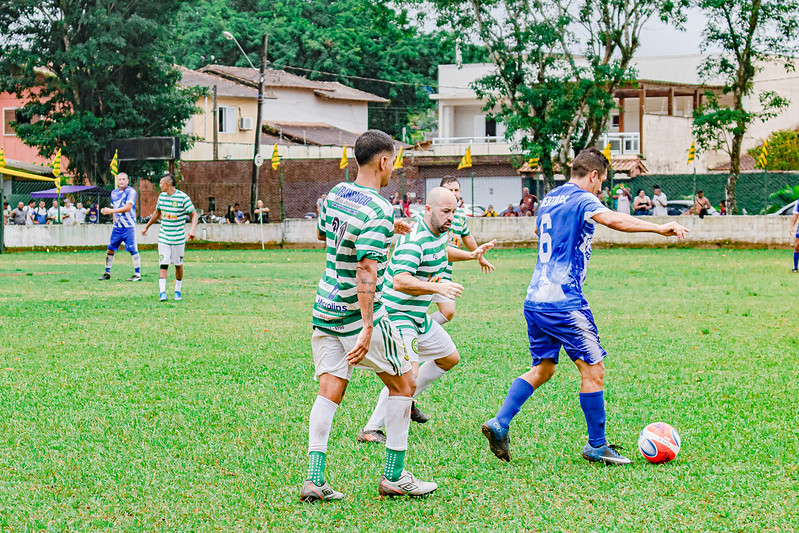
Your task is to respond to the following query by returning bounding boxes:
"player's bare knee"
[442,309,455,322]
[436,351,460,371]
[387,374,416,397]
[581,362,605,387]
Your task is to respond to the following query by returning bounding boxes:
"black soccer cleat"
[481,418,511,462]
[98,273,111,280]
[410,402,430,424]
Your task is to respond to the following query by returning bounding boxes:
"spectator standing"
[224,205,235,224]
[633,189,652,216]
[483,205,498,217]
[694,190,712,218]
[75,202,87,224]
[24,200,36,225]
[8,202,27,225]
[255,200,270,223]
[614,185,632,214]
[47,199,61,224]
[32,200,48,225]
[652,185,668,216]
[402,194,411,217]
[62,198,77,225]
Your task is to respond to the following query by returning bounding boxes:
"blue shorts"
[108,226,138,254]
[524,307,606,366]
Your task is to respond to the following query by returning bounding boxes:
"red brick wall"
[141,154,518,220]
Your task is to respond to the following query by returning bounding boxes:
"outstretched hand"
[437,282,464,300]
[394,220,412,235]
[472,240,497,262]
[660,222,689,239]
[478,255,495,273]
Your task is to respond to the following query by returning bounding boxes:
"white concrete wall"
[263,88,368,133]
[5,216,796,249]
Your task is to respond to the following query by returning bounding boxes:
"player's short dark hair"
[354,130,395,166]
[161,172,175,186]
[697,189,703,194]
[571,148,609,179]
[653,184,661,189]
[440,176,460,187]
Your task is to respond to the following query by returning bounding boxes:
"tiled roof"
[197,65,387,102]
[518,155,648,176]
[709,154,757,171]
[264,122,361,147]
[178,66,275,99]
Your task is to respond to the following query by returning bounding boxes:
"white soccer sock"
[175,279,183,291]
[105,253,114,271]
[431,311,449,325]
[131,254,141,272]
[414,362,447,398]
[158,278,167,293]
[384,395,412,451]
[363,387,390,431]
[308,395,338,453]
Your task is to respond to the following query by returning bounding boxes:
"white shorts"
[400,321,457,363]
[158,242,185,266]
[431,293,455,304]
[311,318,410,381]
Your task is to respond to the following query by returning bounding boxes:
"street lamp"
[223,30,268,218]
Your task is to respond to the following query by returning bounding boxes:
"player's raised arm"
[392,271,464,299]
[790,211,798,236]
[461,234,496,272]
[447,239,496,262]
[141,209,161,236]
[592,211,688,239]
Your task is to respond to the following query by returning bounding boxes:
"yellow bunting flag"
[602,142,612,162]
[687,141,696,165]
[52,149,62,191]
[110,149,119,178]
[457,146,472,170]
[339,144,348,170]
[0,147,5,168]
[271,144,280,170]
[758,138,769,169]
[528,157,539,167]
[393,147,404,170]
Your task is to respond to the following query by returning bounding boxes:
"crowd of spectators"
[3,197,95,225]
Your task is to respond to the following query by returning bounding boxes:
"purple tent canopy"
[30,185,111,198]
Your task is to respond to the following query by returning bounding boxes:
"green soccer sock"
[384,448,405,482]
[307,451,326,486]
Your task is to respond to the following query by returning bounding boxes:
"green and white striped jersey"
[156,190,195,245]
[312,182,395,336]
[383,219,448,334]
[415,207,470,281]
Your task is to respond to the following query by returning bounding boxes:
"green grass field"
[1,247,797,531]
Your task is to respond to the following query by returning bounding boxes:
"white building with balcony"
[431,56,799,173]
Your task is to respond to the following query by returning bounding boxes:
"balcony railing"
[599,132,640,155]
[432,136,505,145]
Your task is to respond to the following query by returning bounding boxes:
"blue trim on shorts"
[523,306,607,366]
[107,226,138,254]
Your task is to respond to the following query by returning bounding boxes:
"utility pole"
[251,34,268,217]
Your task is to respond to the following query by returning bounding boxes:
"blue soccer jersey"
[110,186,137,228]
[524,183,610,312]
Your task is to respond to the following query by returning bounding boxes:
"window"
[218,106,237,134]
[3,108,17,136]
[485,118,497,137]
[611,115,620,128]
[208,197,216,213]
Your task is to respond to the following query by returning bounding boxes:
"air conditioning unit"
[239,117,254,130]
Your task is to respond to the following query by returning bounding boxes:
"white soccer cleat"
[299,480,343,502]
[378,470,437,497]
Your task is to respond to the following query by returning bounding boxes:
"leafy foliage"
[170,0,486,137]
[418,0,685,190]
[0,0,202,185]
[692,0,799,213]
[749,130,799,171]
[765,183,799,214]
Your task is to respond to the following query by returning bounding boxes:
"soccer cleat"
[127,274,142,282]
[792,269,798,273]
[159,292,168,302]
[98,273,111,280]
[481,417,511,462]
[174,291,182,301]
[378,470,437,497]
[299,480,343,502]
[410,402,430,424]
[356,429,386,444]
[581,443,632,465]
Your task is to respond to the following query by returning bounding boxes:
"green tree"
[170,0,485,137]
[692,0,799,214]
[421,0,685,190]
[0,0,202,185]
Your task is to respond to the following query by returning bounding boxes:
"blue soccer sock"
[793,252,798,270]
[496,378,535,429]
[579,391,607,448]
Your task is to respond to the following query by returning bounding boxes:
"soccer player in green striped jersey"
[141,173,198,302]
[357,187,495,443]
[430,176,496,326]
[301,130,437,502]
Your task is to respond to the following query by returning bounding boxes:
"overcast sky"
[636,8,708,56]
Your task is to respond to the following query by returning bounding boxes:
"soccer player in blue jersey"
[481,148,688,465]
[790,202,799,272]
[99,173,142,281]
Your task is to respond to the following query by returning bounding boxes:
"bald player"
[99,172,141,281]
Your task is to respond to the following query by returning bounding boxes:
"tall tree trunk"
[726,130,743,214]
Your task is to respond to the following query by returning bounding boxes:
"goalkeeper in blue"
[481,149,688,465]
